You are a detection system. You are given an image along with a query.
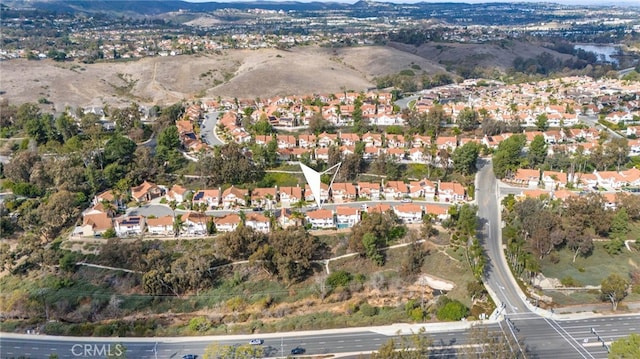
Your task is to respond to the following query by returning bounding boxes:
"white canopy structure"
[300,162,342,209]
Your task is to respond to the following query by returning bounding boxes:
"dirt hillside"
[0,42,563,110]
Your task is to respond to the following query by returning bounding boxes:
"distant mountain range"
[5,0,352,15]
[5,0,637,23]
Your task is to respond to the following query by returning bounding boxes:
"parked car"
[290,347,306,355]
[182,355,197,359]
[249,339,264,345]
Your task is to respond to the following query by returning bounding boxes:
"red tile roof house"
[251,187,278,209]
[315,147,329,161]
[305,209,335,229]
[182,212,209,235]
[357,182,382,200]
[81,212,113,237]
[131,180,164,203]
[339,132,360,147]
[438,182,466,203]
[366,203,392,214]
[594,168,640,190]
[408,148,427,163]
[318,132,338,148]
[214,213,241,233]
[385,134,407,148]
[165,184,191,203]
[510,168,541,188]
[93,190,115,207]
[362,132,383,147]
[298,134,317,148]
[410,179,437,201]
[192,188,221,209]
[541,170,568,189]
[335,206,360,229]
[331,182,358,203]
[393,203,424,224]
[114,215,146,237]
[362,146,382,161]
[436,136,458,151]
[305,183,330,203]
[425,204,451,223]
[278,186,304,207]
[594,170,629,190]
[277,134,297,149]
[146,215,174,236]
[245,212,271,233]
[278,208,303,229]
[573,172,598,190]
[384,180,410,200]
[385,147,406,161]
[222,186,249,209]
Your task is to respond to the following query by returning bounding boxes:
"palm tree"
[169,200,178,218]
[173,214,185,237]
[101,200,116,218]
[197,202,208,235]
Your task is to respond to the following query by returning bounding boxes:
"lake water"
[574,44,619,65]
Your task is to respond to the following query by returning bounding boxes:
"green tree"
[452,141,480,175]
[492,134,526,178]
[363,232,385,266]
[610,208,630,239]
[535,113,549,131]
[600,273,629,311]
[527,134,547,168]
[103,134,137,166]
[436,298,469,321]
[457,107,480,131]
[609,333,640,359]
[252,118,273,135]
[157,125,181,150]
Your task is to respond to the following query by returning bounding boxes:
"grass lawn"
[540,242,638,286]
[540,242,640,307]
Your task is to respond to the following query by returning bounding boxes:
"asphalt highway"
[2,313,638,358]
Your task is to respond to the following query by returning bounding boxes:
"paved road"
[2,314,637,358]
[476,158,529,316]
[201,111,224,146]
[580,114,622,139]
[0,325,478,359]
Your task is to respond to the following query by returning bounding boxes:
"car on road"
[290,347,306,355]
[249,339,264,345]
[401,198,412,203]
[182,355,197,359]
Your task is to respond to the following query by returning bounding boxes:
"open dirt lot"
[0,45,447,110]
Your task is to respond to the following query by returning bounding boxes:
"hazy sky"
[184,0,634,5]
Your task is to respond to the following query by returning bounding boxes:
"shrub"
[188,316,211,332]
[548,252,560,264]
[359,302,377,317]
[102,228,117,239]
[436,299,469,321]
[561,276,583,287]
[408,307,425,321]
[326,270,352,289]
[604,238,625,255]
